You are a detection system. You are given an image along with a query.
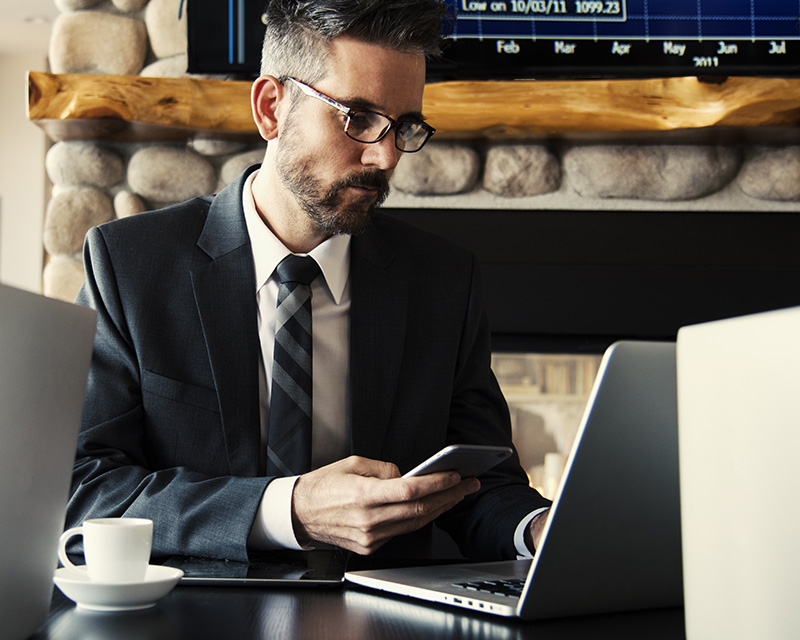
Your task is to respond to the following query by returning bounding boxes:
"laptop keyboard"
[452,578,525,598]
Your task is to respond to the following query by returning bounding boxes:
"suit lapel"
[190,168,261,476]
[349,224,408,459]
[188,173,410,471]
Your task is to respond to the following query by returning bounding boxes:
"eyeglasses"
[281,77,435,153]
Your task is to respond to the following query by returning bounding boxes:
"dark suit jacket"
[69,166,549,562]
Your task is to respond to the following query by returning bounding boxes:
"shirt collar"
[242,170,350,304]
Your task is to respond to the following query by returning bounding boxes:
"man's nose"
[360,133,402,172]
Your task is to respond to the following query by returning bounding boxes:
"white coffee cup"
[58,518,153,583]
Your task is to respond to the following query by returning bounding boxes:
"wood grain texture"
[422,76,800,136]
[27,71,800,142]
[28,71,256,142]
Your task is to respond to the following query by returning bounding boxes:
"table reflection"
[45,606,179,640]
[42,585,684,640]
[344,589,518,639]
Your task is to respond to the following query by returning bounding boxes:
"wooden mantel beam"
[28,72,256,143]
[27,71,800,143]
[423,76,800,136]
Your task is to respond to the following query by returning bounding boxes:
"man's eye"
[348,113,372,132]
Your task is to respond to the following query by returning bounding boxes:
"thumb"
[341,455,401,480]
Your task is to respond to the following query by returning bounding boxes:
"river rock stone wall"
[41,0,800,301]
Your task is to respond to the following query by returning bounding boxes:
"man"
[68,0,550,562]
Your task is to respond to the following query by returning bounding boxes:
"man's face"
[275,37,426,237]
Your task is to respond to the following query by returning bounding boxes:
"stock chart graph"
[435,0,800,78]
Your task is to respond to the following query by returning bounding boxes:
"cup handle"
[58,527,84,571]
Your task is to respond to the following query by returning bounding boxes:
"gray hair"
[260,0,452,82]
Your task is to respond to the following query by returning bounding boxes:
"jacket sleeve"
[68,225,270,561]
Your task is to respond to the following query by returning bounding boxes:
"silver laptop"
[346,341,683,619]
[0,283,96,639]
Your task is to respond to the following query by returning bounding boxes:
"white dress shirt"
[243,170,350,549]
[241,171,546,555]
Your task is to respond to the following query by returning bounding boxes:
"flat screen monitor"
[186,0,267,76]
[434,0,800,79]
[186,0,800,79]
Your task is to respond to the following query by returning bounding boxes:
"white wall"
[0,53,48,293]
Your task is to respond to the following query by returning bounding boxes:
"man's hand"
[291,456,480,555]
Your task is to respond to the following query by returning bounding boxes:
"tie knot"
[275,255,320,286]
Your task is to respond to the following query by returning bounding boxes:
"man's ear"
[251,75,284,141]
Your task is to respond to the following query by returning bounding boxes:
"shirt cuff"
[514,507,551,558]
[248,476,309,551]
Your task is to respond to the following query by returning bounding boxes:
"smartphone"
[402,444,513,479]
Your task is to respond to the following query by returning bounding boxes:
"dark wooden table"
[35,583,686,640]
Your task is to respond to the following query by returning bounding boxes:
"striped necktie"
[266,254,320,476]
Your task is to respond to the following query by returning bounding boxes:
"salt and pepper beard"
[275,109,391,237]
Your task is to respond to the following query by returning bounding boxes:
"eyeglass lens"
[345,112,431,152]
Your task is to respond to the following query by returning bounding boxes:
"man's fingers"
[355,477,481,535]
[338,455,402,480]
[290,457,482,555]
[331,488,473,555]
[375,471,480,505]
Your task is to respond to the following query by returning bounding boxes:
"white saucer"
[53,564,184,612]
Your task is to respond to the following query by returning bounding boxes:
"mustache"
[337,170,391,195]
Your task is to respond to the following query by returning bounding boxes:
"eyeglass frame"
[279,76,435,153]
